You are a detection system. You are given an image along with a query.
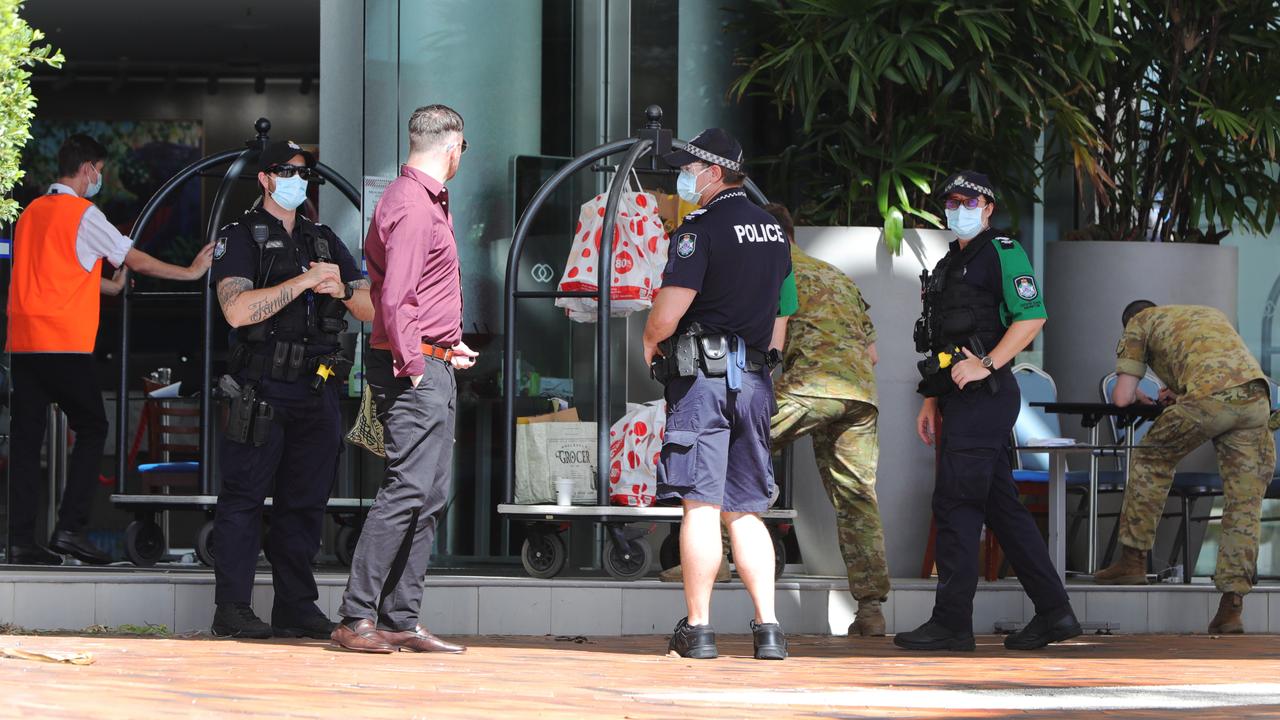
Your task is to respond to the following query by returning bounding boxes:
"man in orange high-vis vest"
[6,134,213,565]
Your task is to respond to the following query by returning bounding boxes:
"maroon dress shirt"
[366,165,462,378]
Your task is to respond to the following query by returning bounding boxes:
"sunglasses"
[944,197,984,210]
[267,164,318,181]
[454,139,469,154]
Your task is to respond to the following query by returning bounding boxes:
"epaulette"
[994,236,1016,249]
[682,208,707,224]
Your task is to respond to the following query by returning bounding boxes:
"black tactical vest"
[931,239,1004,350]
[238,214,344,349]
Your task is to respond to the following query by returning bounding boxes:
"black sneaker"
[211,603,273,639]
[751,620,787,660]
[272,608,338,639]
[1004,608,1082,650]
[667,617,717,659]
[893,619,976,651]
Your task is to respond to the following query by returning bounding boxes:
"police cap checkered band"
[940,170,996,201]
[661,128,744,172]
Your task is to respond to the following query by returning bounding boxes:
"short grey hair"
[408,104,464,153]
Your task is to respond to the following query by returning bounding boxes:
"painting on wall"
[19,120,205,283]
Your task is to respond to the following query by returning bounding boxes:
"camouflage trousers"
[1120,381,1275,594]
[771,392,890,602]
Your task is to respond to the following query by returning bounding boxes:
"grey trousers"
[338,349,456,630]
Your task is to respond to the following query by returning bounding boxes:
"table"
[1028,402,1162,577]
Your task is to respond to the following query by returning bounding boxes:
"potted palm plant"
[1044,0,1280,407]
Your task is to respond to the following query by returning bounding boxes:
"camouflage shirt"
[776,245,877,405]
[1116,305,1265,399]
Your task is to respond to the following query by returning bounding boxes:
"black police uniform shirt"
[942,228,1047,329]
[661,188,792,351]
[210,206,362,346]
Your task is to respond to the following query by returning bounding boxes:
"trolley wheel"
[771,527,787,580]
[124,520,167,567]
[603,536,651,581]
[659,528,681,570]
[521,532,567,579]
[335,525,360,567]
[195,520,216,568]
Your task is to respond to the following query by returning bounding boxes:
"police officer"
[896,170,1080,652]
[1097,301,1273,634]
[208,140,374,639]
[643,129,792,660]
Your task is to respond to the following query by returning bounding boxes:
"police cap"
[258,140,316,173]
[939,170,997,203]
[662,128,744,172]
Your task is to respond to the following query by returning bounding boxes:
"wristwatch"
[980,355,995,370]
[342,283,354,301]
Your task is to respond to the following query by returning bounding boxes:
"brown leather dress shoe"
[330,619,395,653]
[379,626,466,654]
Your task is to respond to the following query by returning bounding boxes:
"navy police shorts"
[656,367,776,513]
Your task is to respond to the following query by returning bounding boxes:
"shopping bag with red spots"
[608,400,666,507]
[555,181,669,322]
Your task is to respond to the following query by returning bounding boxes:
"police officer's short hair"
[762,202,794,242]
[718,165,747,186]
[1122,299,1157,327]
[57,134,107,178]
[408,104,465,153]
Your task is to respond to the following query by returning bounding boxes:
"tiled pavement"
[2,633,1280,718]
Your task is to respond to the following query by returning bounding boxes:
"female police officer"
[895,171,1080,652]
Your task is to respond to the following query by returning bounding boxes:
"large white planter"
[792,227,952,585]
[1044,241,1239,459]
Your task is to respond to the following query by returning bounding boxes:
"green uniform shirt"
[990,236,1047,325]
[1116,304,1265,399]
[776,245,877,405]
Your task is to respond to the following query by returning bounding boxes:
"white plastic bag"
[608,400,666,507]
[556,187,669,322]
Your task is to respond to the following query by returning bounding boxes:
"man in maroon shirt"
[332,105,477,654]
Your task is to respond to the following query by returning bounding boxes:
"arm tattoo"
[217,277,253,311]
[348,279,371,290]
[247,287,295,324]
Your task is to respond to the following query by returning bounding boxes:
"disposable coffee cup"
[555,478,575,506]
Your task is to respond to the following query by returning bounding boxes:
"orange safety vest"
[6,193,103,353]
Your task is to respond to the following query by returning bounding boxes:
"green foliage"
[1069,0,1280,243]
[0,0,63,222]
[734,0,1115,253]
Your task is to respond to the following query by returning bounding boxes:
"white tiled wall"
[5,575,1280,636]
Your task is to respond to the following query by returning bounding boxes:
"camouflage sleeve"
[851,282,876,343]
[777,270,798,317]
[1115,320,1149,378]
[994,238,1047,322]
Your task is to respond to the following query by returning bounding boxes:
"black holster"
[650,324,702,385]
[225,380,274,447]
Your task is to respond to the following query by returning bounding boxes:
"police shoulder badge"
[1013,274,1038,301]
[676,232,697,258]
[682,208,706,224]
[997,236,1016,249]
[213,235,227,260]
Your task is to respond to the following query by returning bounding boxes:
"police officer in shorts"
[897,171,1080,652]
[643,129,792,660]
[209,141,374,638]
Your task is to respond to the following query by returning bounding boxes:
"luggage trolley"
[498,106,796,581]
[109,118,370,567]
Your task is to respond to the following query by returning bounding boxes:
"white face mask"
[85,165,103,198]
[676,165,711,204]
[946,205,985,240]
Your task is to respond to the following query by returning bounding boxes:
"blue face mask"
[946,205,985,240]
[676,166,710,204]
[271,175,307,211]
[85,166,103,199]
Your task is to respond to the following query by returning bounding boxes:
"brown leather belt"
[421,343,454,362]
[370,342,455,363]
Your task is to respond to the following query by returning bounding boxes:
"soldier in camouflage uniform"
[766,204,890,636]
[1096,300,1275,634]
